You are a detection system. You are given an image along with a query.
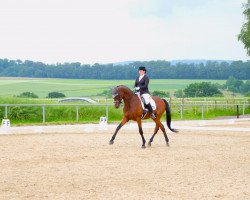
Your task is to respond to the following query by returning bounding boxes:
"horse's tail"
[162,99,178,133]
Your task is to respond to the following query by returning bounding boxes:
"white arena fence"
[0,103,249,123]
[0,104,111,123]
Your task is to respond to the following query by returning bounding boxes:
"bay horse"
[109,85,178,148]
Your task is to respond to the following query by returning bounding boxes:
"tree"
[47,92,66,98]
[240,80,250,94]
[174,89,184,98]
[98,89,112,98]
[184,82,223,97]
[17,92,38,98]
[225,76,244,93]
[152,90,170,98]
[238,1,250,56]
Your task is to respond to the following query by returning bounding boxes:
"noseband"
[114,99,122,105]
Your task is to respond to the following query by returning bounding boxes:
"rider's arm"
[134,79,140,91]
[134,79,138,88]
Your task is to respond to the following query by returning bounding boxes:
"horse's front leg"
[137,119,146,148]
[109,117,128,145]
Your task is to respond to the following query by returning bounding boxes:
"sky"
[0,0,248,64]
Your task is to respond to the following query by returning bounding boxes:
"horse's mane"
[114,85,134,95]
[116,85,132,91]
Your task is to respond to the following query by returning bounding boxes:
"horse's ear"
[111,86,119,97]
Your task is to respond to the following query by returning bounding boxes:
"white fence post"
[5,105,8,118]
[243,104,245,116]
[76,106,79,122]
[42,106,45,123]
[106,105,109,122]
[202,105,204,120]
[180,104,183,119]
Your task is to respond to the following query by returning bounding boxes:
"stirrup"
[151,112,156,119]
[141,110,147,119]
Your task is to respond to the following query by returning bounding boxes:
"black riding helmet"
[138,66,147,72]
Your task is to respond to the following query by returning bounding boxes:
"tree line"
[174,76,250,98]
[0,58,250,80]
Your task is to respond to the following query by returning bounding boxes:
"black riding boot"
[141,109,147,119]
[147,103,156,119]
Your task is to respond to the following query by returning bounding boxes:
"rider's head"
[138,66,146,76]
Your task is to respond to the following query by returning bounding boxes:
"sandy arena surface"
[204,121,250,128]
[0,120,250,200]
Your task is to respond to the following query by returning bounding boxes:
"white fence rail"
[175,103,250,120]
[0,103,249,123]
[0,104,112,123]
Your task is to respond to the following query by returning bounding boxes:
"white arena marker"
[99,117,108,131]
[0,119,10,135]
[1,119,10,128]
[228,119,235,124]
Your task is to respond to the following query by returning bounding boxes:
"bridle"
[112,88,123,105]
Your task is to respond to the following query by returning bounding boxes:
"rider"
[134,66,156,119]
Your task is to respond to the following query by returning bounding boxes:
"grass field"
[0,77,227,98]
[0,77,249,125]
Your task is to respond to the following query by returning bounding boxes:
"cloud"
[0,0,248,63]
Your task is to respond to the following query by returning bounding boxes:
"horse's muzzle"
[114,101,121,108]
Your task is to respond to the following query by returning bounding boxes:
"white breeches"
[141,93,156,110]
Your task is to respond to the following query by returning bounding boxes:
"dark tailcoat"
[134,74,150,95]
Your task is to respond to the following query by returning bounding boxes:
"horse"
[109,85,178,148]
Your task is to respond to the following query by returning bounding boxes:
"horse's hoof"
[166,142,170,147]
[141,145,146,149]
[147,142,151,147]
[109,140,114,145]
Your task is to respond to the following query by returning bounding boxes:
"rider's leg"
[140,95,148,119]
[141,109,147,119]
[142,94,156,119]
[146,102,156,119]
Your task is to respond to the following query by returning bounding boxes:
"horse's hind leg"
[109,117,128,145]
[137,119,146,148]
[159,122,169,146]
[148,124,159,147]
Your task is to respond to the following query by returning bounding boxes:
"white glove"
[135,87,140,90]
